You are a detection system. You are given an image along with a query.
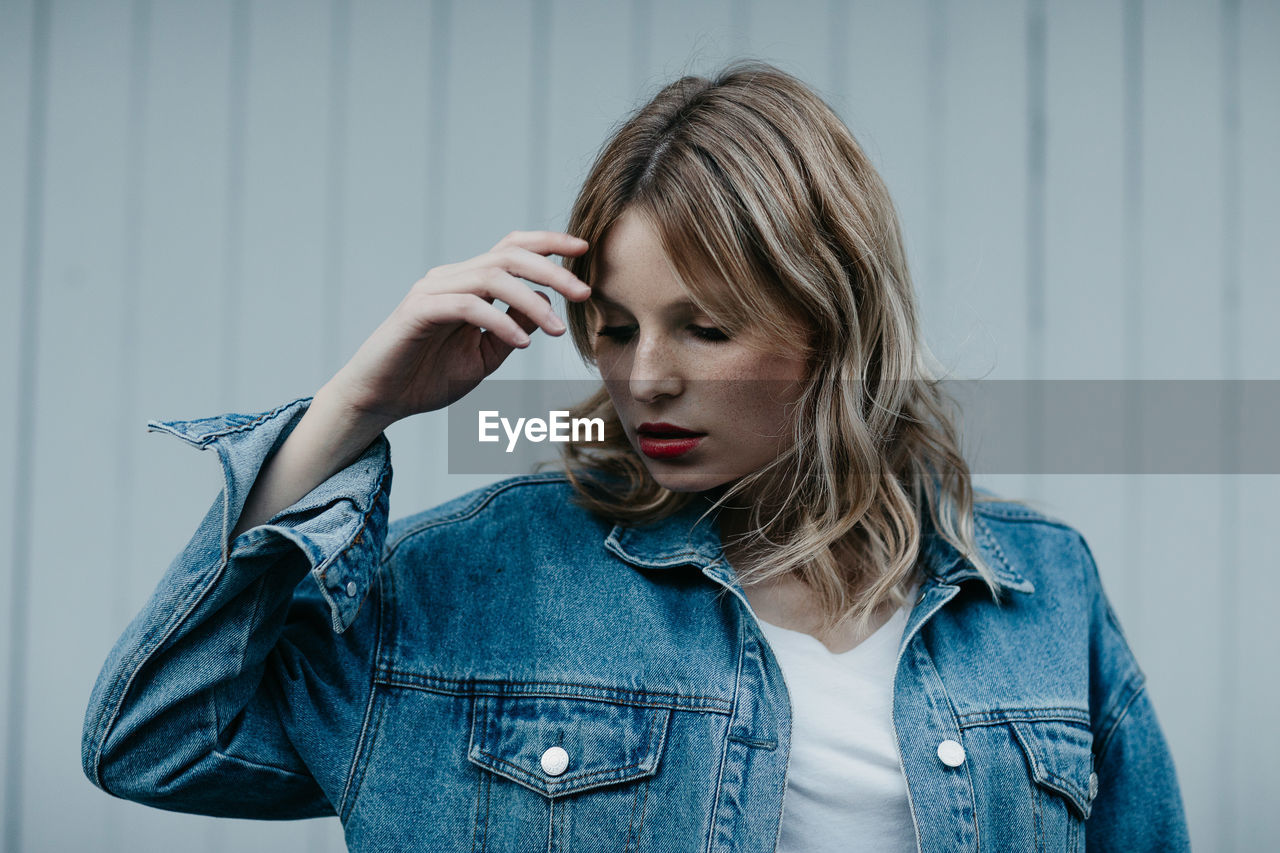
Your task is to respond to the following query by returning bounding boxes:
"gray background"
[3,0,1277,850]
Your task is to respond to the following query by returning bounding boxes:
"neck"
[713,496,879,587]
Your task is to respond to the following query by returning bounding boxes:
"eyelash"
[594,325,730,343]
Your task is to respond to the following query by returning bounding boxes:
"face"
[588,208,810,495]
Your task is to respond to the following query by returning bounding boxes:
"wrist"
[314,381,397,437]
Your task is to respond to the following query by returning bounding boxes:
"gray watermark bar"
[445,380,1280,475]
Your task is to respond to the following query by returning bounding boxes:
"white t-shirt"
[755,593,920,853]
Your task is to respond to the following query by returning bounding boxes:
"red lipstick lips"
[637,422,706,459]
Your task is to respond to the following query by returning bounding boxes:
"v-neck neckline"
[757,597,910,657]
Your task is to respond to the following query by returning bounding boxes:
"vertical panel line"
[114,0,151,636]
[925,0,946,305]
[528,0,550,231]
[221,0,249,411]
[4,0,50,849]
[729,0,749,59]
[99,4,151,846]
[827,0,849,109]
[1219,0,1241,847]
[529,0,551,379]
[629,0,652,101]
[324,0,350,379]
[1121,0,1144,635]
[425,0,452,267]
[1026,0,1046,493]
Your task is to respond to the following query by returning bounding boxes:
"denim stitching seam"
[89,552,228,787]
[375,672,732,713]
[384,473,569,560]
[925,647,980,851]
[1009,720,1091,819]
[313,459,392,634]
[1093,679,1145,770]
[338,568,386,821]
[704,611,746,853]
[147,396,310,446]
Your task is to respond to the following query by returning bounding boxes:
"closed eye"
[594,325,730,343]
[691,325,730,341]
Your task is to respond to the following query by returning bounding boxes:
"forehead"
[594,209,673,283]
[591,209,704,310]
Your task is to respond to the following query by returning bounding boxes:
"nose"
[628,334,684,403]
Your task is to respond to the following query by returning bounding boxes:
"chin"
[645,468,735,495]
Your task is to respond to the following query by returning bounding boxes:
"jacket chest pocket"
[1008,718,1098,852]
[467,692,673,852]
[960,714,1099,853]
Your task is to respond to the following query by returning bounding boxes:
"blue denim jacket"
[82,396,1190,852]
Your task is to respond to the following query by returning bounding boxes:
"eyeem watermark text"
[448,379,1280,475]
[478,410,605,453]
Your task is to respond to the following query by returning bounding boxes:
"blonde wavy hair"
[537,59,1019,639]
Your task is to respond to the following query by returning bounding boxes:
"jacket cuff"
[145,395,391,633]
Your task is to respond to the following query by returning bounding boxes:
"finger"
[434,293,532,349]
[493,229,590,258]
[528,292,564,334]
[458,246,592,304]
[476,301,545,371]
[477,327,514,373]
[437,266,569,337]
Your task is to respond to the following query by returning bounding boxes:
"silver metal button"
[1088,771,1099,800]
[345,581,357,597]
[540,746,569,776]
[937,739,966,768]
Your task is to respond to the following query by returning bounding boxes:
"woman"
[82,61,1188,851]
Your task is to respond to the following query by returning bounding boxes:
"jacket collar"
[920,511,1036,593]
[604,493,726,571]
[604,494,1035,595]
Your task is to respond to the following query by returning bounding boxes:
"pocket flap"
[1009,719,1097,820]
[468,693,672,798]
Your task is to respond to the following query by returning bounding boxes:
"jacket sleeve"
[1076,534,1191,852]
[80,395,392,819]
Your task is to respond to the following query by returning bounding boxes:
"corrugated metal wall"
[2,0,1276,850]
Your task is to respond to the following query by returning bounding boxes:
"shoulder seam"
[1094,672,1147,767]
